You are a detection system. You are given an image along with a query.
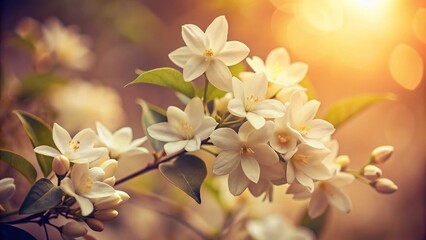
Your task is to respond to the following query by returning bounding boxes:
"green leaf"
[14,111,55,177]
[137,99,167,152]
[323,93,396,129]
[197,82,227,104]
[159,155,207,204]
[229,62,245,77]
[0,224,36,240]
[18,73,67,100]
[300,208,329,237]
[0,150,37,183]
[19,178,63,214]
[127,67,196,98]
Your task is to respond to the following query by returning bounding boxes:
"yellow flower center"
[240,145,255,155]
[180,120,193,140]
[245,95,260,111]
[84,177,94,190]
[204,49,214,61]
[69,140,80,151]
[292,153,308,165]
[297,124,311,136]
[276,132,290,144]
[270,63,283,81]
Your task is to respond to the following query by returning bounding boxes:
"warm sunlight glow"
[389,44,423,90]
[413,8,426,44]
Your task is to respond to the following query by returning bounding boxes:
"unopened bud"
[94,209,119,221]
[94,193,122,210]
[0,178,16,203]
[61,222,87,238]
[116,190,130,203]
[371,146,394,164]
[363,165,382,181]
[100,159,118,179]
[103,176,116,187]
[371,178,398,194]
[86,218,104,232]
[53,155,70,176]
[335,155,350,169]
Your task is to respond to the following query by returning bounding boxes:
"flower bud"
[103,176,116,187]
[116,190,130,203]
[53,155,70,176]
[86,218,104,232]
[94,193,122,210]
[371,178,398,194]
[94,209,119,221]
[61,222,87,238]
[335,155,350,169]
[0,178,16,203]
[363,165,382,181]
[371,146,394,164]
[100,159,118,179]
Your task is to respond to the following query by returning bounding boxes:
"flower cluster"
[32,122,146,238]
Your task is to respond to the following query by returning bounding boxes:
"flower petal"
[228,166,250,196]
[228,99,247,118]
[96,122,112,146]
[299,163,332,181]
[205,16,228,52]
[308,189,328,218]
[241,156,260,183]
[286,161,296,183]
[244,72,268,99]
[73,128,97,152]
[75,195,93,216]
[246,112,265,130]
[194,117,218,140]
[148,122,182,142]
[53,123,71,154]
[129,136,148,149]
[185,97,204,130]
[305,119,335,139]
[279,62,308,86]
[247,121,275,144]
[205,60,233,92]
[71,148,108,163]
[182,24,206,54]
[168,46,193,68]
[218,41,250,66]
[210,128,241,150]
[184,137,201,152]
[34,146,61,157]
[248,178,269,197]
[246,56,265,73]
[71,163,88,187]
[252,144,278,166]
[252,100,285,118]
[232,77,245,101]
[59,178,76,197]
[111,127,133,149]
[164,140,188,155]
[83,182,115,199]
[265,48,290,69]
[330,172,355,187]
[325,185,352,213]
[296,172,315,192]
[213,150,241,175]
[183,56,208,82]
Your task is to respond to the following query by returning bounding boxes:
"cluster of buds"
[362,146,398,194]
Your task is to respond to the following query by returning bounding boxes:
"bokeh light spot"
[389,44,423,90]
[295,0,344,32]
[412,8,426,44]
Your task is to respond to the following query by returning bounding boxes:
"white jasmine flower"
[96,122,148,159]
[50,81,125,133]
[147,97,217,155]
[34,123,108,164]
[0,178,16,211]
[248,162,286,200]
[227,74,285,129]
[168,15,249,92]
[246,214,314,240]
[243,48,308,87]
[285,143,332,192]
[269,114,298,154]
[287,91,335,148]
[41,18,94,70]
[60,163,115,216]
[210,121,278,195]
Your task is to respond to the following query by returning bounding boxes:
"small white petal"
[217,41,250,66]
[265,48,290,69]
[129,136,148,149]
[305,119,335,139]
[244,72,268,99]
[71,163,88,187]
[232,77,245,101]
[210,128,241,150]
[185,97,204,130]
[213,150,241,175]
[279,62,308,86]
[164,140,188,155]
[183,56,209,82]
[228,166,250,196]
[246,56,265,73]
[205,16,228,52]
[111,127,133,149]
[296,173,315,192]
[252,100,285,118]
[241,156,260,183]
[60,178,77,197]
[325,185,352,213]
[75,195,93,216]
[299,163,332,181]
[168,46,193,68]
[228,99,247,118]
[194,117,218,140]
[205,60,233,92]
[83,182,116,199]
[308,189,328,218]
[73,128,97,152]
[96,122,112,146]
[252,144,279,166]
[246,112,265,130]
[148,122,182,142]
[184,137,201,152]
[53,123,71,154]
[71,148,108,163]
[330,172,355,187]
[297,100,321,124]
[182,24,206,54]
[247,121,275,144]
[249,178,270,197]
[34,146,61,157]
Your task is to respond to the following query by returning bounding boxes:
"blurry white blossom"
[41,18,94,70]
[0,178,16,211]
[148,97,217,155]
[96,122,148,159]
[246,214,314,240]
[168,15,249,91]
[228,74,285,129]
[49,81,125,133]
[34,123,108,164]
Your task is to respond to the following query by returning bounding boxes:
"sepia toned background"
[1,0,425,239]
